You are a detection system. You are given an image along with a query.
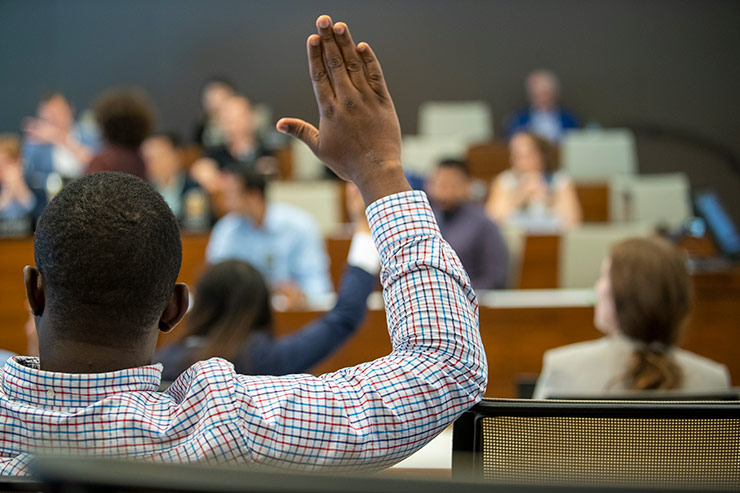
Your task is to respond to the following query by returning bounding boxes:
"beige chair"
[561,129,637,181]
[559,222,653,288]
[610,173,692,230]
[267,180,342,235]
[499,224,526,289]
[401,135,469,176]
[418,101,493,143]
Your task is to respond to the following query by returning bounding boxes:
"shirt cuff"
[365,190,440,264]
[347,232,381,275]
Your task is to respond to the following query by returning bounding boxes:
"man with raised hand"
[0,15,486,474]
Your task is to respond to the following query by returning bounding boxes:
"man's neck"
[243,200,267,227]
[38,328,157,374]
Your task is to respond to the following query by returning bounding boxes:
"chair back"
[418,101,493,142]
[452,398,740,490]
[562,129,637,181]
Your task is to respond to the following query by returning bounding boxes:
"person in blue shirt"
[22,92,101,219]
[206,167,333,308]
[506,69,579,143]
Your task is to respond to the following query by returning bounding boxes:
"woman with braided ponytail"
[534,237,730,398]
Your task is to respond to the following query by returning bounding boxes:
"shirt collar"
[1,356,163,407]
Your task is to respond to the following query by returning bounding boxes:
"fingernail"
[334,24,345,34]
[318,17,330,28]
[309,35,320,46]
[357,42,368,52]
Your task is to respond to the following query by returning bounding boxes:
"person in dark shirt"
[427,159,509,289]
[87,89,153,180]
[192,77,237,152]
[142,132,211,231]
[190,95,274,193]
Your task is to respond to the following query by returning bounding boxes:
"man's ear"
[158,283,189,333]
[24,266,45,317]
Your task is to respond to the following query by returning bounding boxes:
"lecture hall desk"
[1,234,738,397]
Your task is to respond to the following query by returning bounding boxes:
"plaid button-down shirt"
[0,191,487,475]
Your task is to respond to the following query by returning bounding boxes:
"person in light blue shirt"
[206,167,332,307]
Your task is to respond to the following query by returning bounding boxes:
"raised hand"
[277,15,410,205]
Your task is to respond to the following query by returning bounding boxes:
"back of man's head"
[34,172,182,345]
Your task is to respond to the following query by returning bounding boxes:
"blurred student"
[192,77,236,151]
[427,159,508,289]
[486,131,581,231]
[142,133,211,230]
[87,89,154,179]
[22,92,100,216]
[0,135,35,221]
[534,237,730,399]
[206,167,332,308]
[507,69,579,143]
[0,16,485,474]
[190,95,275,193]
[156,184,377,381]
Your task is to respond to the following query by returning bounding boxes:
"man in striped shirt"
[0,15,487,475]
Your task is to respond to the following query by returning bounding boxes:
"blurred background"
[1,0,739,223]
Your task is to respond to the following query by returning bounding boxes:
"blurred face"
[527,73,558,111]
[39,95,74,131]
[427,166,470,212]
[219,97,255,143]
[594,258,619,335]
[142,136,181,184]
[509,133,545,174]
[221,173,263,217]
[202,82,234,116]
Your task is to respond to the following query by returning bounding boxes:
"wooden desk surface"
[2,235,738,397]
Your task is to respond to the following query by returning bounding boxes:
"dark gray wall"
[2,0,739,222]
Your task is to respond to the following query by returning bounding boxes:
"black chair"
[0,476,45,492]
[452,398,740,490]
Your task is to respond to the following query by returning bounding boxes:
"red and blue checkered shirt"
[0,191,487,475]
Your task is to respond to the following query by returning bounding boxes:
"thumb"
[276,118,319,154]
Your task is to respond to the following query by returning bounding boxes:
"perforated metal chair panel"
[480,415,740,488]
[452,399,740,490]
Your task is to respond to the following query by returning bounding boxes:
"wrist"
[352,162,410,206]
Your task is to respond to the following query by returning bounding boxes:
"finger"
[307,34,334,101]
[316,15,354,94]
[332,22,371,94]
[276,118,320,154]
[357,42,390,99]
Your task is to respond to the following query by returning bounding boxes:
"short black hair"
[34,172,182,345]
[95,89,154,149]
[438,158,470,177]
[227,165,268,195]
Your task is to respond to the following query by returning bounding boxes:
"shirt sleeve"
[231,190,487,471]
[249,266,375,375]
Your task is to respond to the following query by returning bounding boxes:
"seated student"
[206,167,332,308]
[534,237,730,399]
[142,132,211,230]
[0,135,35,221]
[506,69,579,143]
[190,95,275,193]
[156,186,378,380]
[86,89,154,180]
[0,16,486,475]
[22,92,100,217]
[426,159,508,289]
[486,131,581,231]
[192,77,237,152]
